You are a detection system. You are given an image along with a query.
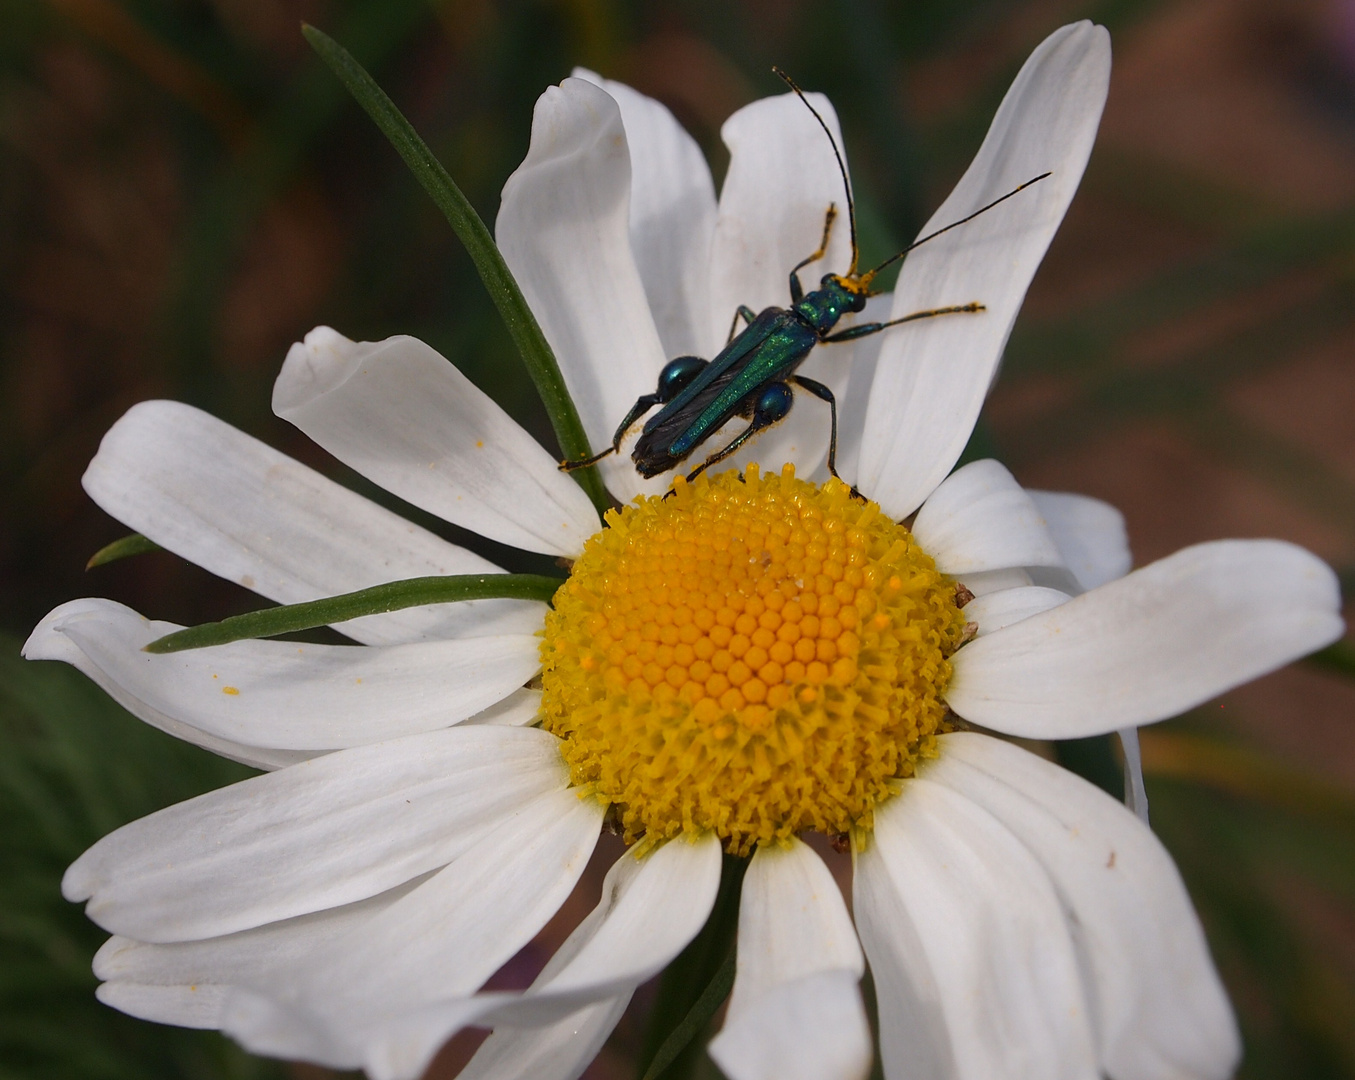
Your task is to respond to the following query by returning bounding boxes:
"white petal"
[709,971,872,1080]
[462,687,542,726]
[912,460,1062,575]
[91,878,423,1028]
[222,990,358,1070]
[97,982,226,1029]
[709,840,869,1080]
[354,833,722,1080]
[467,835,719,1010]
[223,787,603,1059]
[274,328,600,557]
[853,778,1097,1080]
[704,90,855,476]
[932,733,1240,1080]
[858,23,1111,517]
[62,726,568,941]
[1029,490,1131,592]
[496,77,670,504]
[962,585,1069,637]
[947,539,1345,738]
[573,70,716,360]
[1118,727,1150,823]
[94,884,414,985]
[956,567,1032,598]
[27,598,539,751]
[828,291,892,486]
[533,833,721,998]
[708,91,853,354]
[456,997,631,1080]
[24,600,310,772]
[726,839,863,1020]
[82,400,544,644]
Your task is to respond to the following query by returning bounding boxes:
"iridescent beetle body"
[562,70,1047,484]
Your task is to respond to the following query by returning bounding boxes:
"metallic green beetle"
[562,72,1047,483]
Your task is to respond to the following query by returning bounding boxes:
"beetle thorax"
[794,277,861,333]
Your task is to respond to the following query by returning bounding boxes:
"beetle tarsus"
[559,446,617,472]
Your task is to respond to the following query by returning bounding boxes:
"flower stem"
[301,24,610,520]
[142,573,563,653]
[637,853,747,1080]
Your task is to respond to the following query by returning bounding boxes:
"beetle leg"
[789,375,841,481]
[724,305,758,345]
[789,203,838,304]
[684,382,794,484]
[820,301,984,343]
[607,394,664,451]
[684,419,767,484]
[559,447,615,471]
[559,393,661,471]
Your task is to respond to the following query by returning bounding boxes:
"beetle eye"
[850,291,867,313]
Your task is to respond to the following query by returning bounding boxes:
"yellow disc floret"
[540,463,966,855]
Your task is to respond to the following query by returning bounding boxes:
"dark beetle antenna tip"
[772,66,859,277]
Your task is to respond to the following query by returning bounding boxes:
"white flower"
[24,21,1343,1080]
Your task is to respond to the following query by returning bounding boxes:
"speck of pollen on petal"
[539,463,967,856]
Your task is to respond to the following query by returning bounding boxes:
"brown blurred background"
[2,1,1354,1078]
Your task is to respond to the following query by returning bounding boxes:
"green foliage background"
[2,1,1353,1078]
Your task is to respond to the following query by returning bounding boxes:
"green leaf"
[301,23,610,519]
[85,534,162,570]
[144,573,563,653]
[639,947,736,1080]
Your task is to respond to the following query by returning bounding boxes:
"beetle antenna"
[773,66,859,276]
[862,172,1052,281]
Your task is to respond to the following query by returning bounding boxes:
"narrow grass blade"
[640,947,736,1080]
[86,533,161,569]
[638,854,746,1080]
[301,24,610,518]
[144,573,563,653]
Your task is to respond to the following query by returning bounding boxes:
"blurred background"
[2,0,1354,1077]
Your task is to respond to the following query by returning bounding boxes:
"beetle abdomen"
[632,367,743,477]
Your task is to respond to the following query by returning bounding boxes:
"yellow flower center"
[540,463,965,855]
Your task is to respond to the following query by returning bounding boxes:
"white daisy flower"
[25,21,1344,1080]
